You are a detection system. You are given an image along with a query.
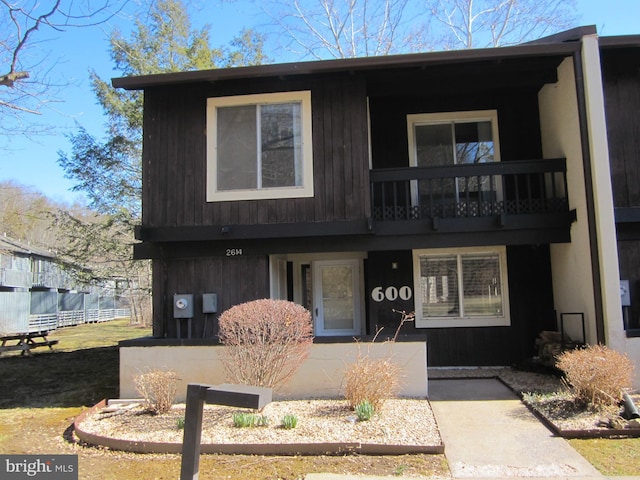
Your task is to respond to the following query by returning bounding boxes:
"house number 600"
[371,286,412,302]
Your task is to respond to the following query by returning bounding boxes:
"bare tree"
[264,0,578,60]
[0,180,63,244]
[0,0,124,131]
[263,0,424,59]
[426,0,578,49]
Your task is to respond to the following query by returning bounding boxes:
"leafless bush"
[556,344,635,408]
[217,299,313,391]
[133,369,179,415]
[343,331,403,411]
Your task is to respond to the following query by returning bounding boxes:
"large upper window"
[412,246,510,328]
[407,111,501,209]
[407,110,500,167]
[207,91,313,202]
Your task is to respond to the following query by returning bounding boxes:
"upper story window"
[207,91,314,202]
[412,246,510,328]
[407,110,500,167]
[407,110,501,210]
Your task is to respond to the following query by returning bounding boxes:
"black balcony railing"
[370,158,568,222]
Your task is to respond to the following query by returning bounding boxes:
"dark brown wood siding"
[602,48,640,209]
[368,88,543,170]
[365,245,556,366]
[603,48,640,328]
[141,75,370,230]
[151,255,269,338]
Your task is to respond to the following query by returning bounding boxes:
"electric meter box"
[173,293,194,318]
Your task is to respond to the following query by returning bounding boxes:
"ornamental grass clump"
[280,414,298,430]
[232,412,269,428]
[133,368,179,415]
[343,335,403,411]
[218,299,313,392]
[556,344,635,408]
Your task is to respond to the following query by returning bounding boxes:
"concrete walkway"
[307,378,640,480]
[428,378,602,479]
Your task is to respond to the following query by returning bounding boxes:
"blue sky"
[1,0,639,205]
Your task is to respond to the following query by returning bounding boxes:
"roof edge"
[112,41,581,91]
[599,34,640,49]
[523,25,597,45]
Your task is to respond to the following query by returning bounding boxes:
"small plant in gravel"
[176,417,185,430]
[355,400,375,421]
[394,464,408,476]
[133,368,179,415]
[232,412,269,428]
[280,414,298,429]
[556,344,635,408]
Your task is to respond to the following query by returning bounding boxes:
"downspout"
[572,41,606,344]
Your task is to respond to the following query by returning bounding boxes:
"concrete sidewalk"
[307,377,636,480]
[428,378,603,479]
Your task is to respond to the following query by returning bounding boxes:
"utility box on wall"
[621,280,631,307]
[202,293,218,313]
[173,294,194,318]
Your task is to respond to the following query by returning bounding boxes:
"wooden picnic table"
[0,332,59,356]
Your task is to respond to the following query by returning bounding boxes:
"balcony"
[370,158,573,240]
[0,268,32,288]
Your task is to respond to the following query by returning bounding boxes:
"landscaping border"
[520,398,640,439]
[73,400,445,455]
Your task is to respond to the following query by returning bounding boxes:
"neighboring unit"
[0,235,129,354]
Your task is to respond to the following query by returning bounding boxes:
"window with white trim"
[407,111,502,209]
[412,246,510,328]
[207,91,314,202]
[407,110,500,168]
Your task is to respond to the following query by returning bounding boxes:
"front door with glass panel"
[312,260,362,336]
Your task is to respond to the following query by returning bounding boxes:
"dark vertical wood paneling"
[152,258,165,337]
[322,81,336,220]
[365,251,415,336]
[342,80,355,218]
[332,80,346,219]
[364,245,555,366]
[369,88,542,171]
[350,76,370,218]
[311,80,326,222]
[603,49,640,325]
[153,255,270,338]
[603,49,640,208]
[142,76,370,230]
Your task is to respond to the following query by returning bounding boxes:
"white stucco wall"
[539,37,639,388]
[120,341,428,402]
[539,56,598,344]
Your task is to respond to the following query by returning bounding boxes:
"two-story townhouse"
[115,26,640,398]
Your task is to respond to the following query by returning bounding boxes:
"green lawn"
[1,319,638,478]
[569,437,640,476]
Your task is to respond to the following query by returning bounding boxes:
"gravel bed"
[78,398,442,448]
[78,367,638,449]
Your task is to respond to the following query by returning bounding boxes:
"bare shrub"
[556,344,635,407]
[133,369,179,415]
[217,299,313,391]
[343,338,403,412]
